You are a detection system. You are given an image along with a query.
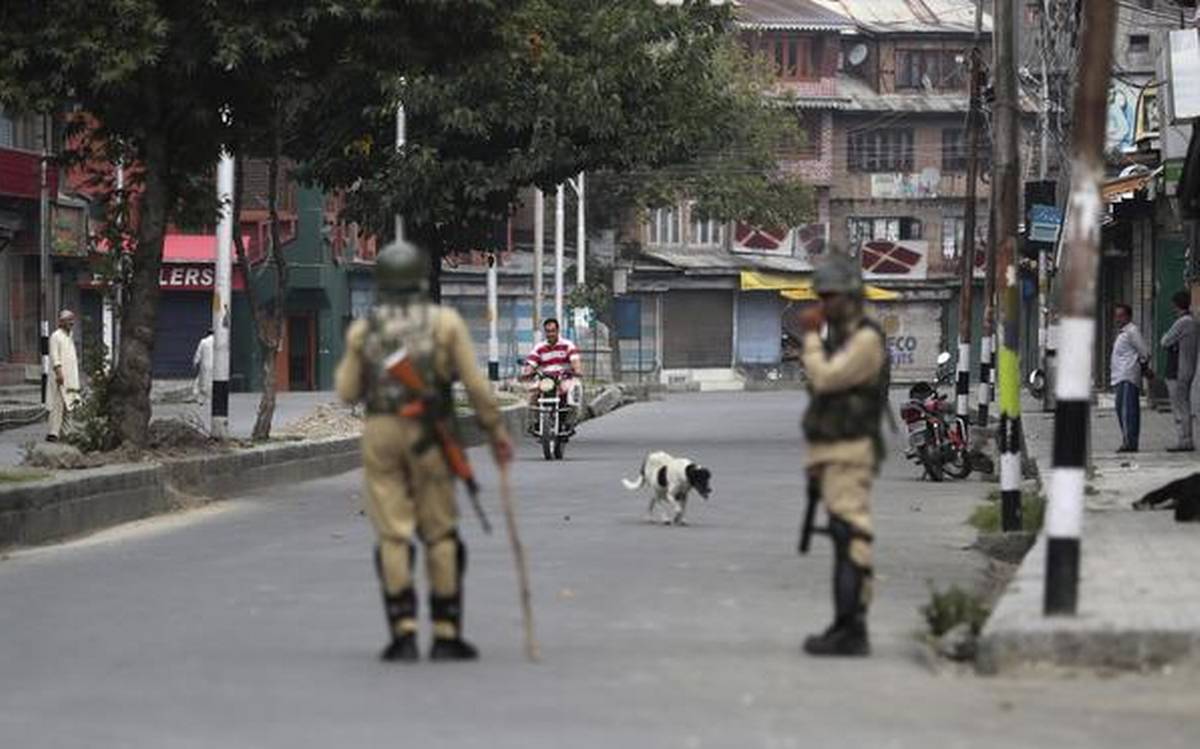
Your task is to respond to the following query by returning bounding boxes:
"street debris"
[278,403,363,439]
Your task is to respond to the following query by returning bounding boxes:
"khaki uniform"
[801,321,885,605]
[336,302,506,640]
[48,327,80,439]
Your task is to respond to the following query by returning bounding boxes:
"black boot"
[430,636,479,661]
[380,633,419,662]
[374,546,419,662]
[429,538,477,661]
[803,615,869,656]
[804,517,871,657]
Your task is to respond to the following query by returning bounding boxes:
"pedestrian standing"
[47,310,81,442]
[797,252,887,657]
[335,239,513,662]
[1110,303,1151,453]
[192,329,214,405]
[1160,291,1197,452]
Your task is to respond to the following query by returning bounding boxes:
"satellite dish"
[847,43,868,67]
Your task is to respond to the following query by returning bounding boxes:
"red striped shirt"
[525,339,579,377]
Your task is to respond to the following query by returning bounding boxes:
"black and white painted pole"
[487,253,499,382]
[977,333,993,426]
[1045,0,1115,615]
[956,342,971,417]
[211,153,234,439]
[38,115,50,406]
[533,188,544,335]
[554,183,565,326]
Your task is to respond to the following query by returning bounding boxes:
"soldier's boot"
[376,545,419,663]
[429,534,478,661]
[804,518,871,657]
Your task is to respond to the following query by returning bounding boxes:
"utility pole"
[38,114,50,407]
[487,253,499,382]
[395,102,405,243]
[211,153,234,440]
[1038,0,1057,412]
[573,172,585,287]
[995,0,1023,532]
[102,162,123,371]
[533,188,545,337]
[554,183,565,327]
[957,2,984,420]
[979,184,996,426]
[1045,0,1115,616]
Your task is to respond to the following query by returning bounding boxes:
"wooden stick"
[499,463,539,661]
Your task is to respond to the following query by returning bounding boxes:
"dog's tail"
[621,454,648,491]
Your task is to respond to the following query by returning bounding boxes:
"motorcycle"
[899,351,973,482]
[524,364,579,461]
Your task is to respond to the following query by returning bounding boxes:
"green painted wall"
[230,186,352,392]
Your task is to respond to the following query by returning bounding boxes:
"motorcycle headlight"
[538,378,556,393]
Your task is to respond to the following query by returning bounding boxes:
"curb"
[976,532,1200,674]
[0,404,525,551]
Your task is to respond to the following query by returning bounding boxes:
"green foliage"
[0,469,51,485]
[922,584,990,637]
[296,0,812,251]
[968,491,1046,533]
[65,338,118,454]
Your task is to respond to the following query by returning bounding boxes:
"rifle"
[798,475,828,555]
[385,348,492,534]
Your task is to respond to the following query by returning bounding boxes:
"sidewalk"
[978,394,1200,673]
[0,390,343,469]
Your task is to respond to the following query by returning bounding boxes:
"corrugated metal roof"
[639,246,817,274]
[811,0,991,34]
[735,0,855,30]
[835,74,1038,113]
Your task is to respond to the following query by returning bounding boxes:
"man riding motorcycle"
[521,318,583,431]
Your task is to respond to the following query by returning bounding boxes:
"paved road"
[1,392,1196,748]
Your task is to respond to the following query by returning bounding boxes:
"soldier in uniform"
[336,239,513,662]
[797,252,887,657]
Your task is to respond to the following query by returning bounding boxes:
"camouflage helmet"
[812,251,863,296]
[375,238,429,302]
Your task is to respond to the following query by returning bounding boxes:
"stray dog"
[621,451,712,525]
[1132,473,1200,522]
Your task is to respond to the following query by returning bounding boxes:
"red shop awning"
[0,147,59,201]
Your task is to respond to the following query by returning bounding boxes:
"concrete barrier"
[0,405,525,551]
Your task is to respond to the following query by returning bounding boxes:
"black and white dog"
[1132,473,1200,522]
[622,451,713,525]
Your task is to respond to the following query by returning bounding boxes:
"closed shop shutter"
[869,300,944,382]
[153,292,210,378]
[736,292,783,364]
[663,290,732,368]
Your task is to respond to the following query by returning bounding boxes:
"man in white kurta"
[47,310,81,442]
[192,330,214,405]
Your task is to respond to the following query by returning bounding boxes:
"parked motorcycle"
[525,364,579,461]
[899,351,973,482]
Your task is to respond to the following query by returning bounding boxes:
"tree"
[295,0,812,294]
[0,0,521,446]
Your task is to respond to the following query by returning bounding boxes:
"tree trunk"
[607,318,623,382]
[109,120,169,448]
[252,106,288,441]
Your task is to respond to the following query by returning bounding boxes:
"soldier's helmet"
[812,250,863,296]
[375,238,429,303]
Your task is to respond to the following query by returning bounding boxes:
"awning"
[1102,167,1163,204]
[739,270,901,301]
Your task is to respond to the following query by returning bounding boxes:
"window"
[1128,35,1151,55]
[942,217,965,259]
[847,128,914,172]
[779,112,824,160]
[755,34,823,81]
[895,49,965,90]
[691,214,725,247]
[943,129,967,172]
[647,206,681,246]
[0,107,12,148]
[847,217,922,248]
[941,215,988,260]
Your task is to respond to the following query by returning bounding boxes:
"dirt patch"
[277,403,363,440]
